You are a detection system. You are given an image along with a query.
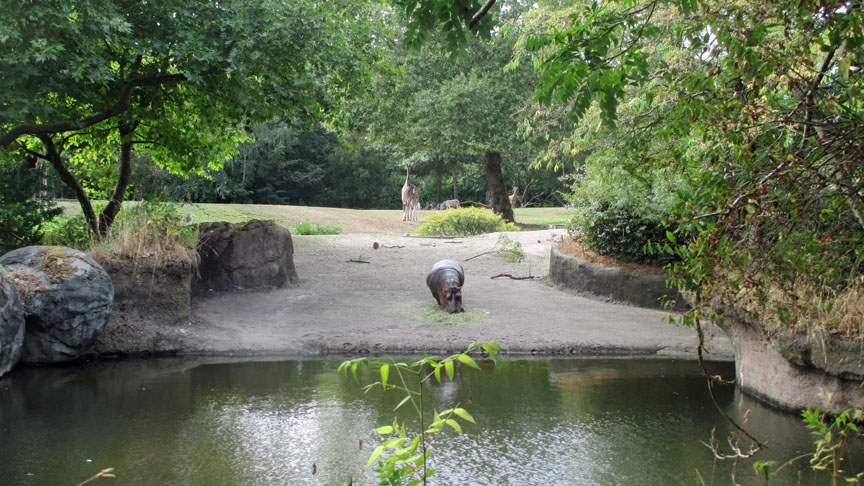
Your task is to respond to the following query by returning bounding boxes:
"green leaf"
[367,444,386,467]
[445,419,462,434]
[453,408,475,424]
[380,364,390,390]
[457,353,480,369]
[445,359,454,380]
[395,395,411,411]
[375,425,394,435]
[666,231,677,243]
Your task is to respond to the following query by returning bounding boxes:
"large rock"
[194,219,298,293]
[0,266,25,376]
[0,247,113,363]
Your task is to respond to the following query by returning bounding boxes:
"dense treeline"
[42,121,564,210]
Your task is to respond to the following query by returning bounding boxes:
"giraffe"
[401,168,425,221]
[400,168,412,212]
[508,186,518,209]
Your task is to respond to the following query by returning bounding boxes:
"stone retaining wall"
[728,317,864,415]
[548,245,687,311]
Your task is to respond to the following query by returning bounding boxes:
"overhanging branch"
[1,72,188,149]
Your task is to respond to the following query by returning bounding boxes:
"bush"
[414,207,518,236]
[568,202,678,266]
[0,162,61,254]
[92,201,198,267]
[40,216,90,249]
[293,221,342,235]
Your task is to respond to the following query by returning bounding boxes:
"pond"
[0,357,858,485]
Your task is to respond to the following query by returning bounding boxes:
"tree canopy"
[0,0,379,235]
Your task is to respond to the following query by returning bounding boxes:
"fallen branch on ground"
[490,273,537,280]
[465,250,496,261]
[348,258,370,264]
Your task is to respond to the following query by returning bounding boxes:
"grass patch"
[393,302,491,324]
[87,201,198,268]
[513,207,570,226]
[293,220,342,235]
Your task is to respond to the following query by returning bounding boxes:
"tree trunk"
[38,135,100,236]
[99,122,137,235]
[435,162,442,204]
[451,160,459,200]
[484,150,514,223]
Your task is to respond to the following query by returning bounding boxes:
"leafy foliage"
[0,162,61,253]
[569,202,679,266]
[515,0,864,336]
[414,207,518,236]
[338,342,500,486]
[754,408,864,484]
[0,0,381,235]
[40,216,90,249]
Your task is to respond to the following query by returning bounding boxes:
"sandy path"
[186,230,732,359]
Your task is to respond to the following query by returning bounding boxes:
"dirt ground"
[140,228,732,360]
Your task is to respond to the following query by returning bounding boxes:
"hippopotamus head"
[439,283,464,313]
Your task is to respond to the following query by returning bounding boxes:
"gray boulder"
[0,266,25,376]
[0,246,113,363]
[194,219,298,293]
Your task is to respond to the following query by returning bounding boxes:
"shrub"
[568,202,678,266]
[293,220,342,235]
[414,207,518,236]
[496,234,525,263]
[40,216,90,249]
[0,162,61,253]
[91,201,198,267]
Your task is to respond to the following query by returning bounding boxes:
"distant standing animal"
[509,186,518,209]
[438,199,459,210]
[401,168,425,221]
[426,259,465,313]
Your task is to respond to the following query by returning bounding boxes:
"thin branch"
[469,0,497,30]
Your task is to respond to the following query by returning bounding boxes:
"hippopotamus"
[426,259,465,313]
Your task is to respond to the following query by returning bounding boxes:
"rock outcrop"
[0,247,113,363]
[0,266,25,376]
[194,220,298,293]
[727,317,864,415]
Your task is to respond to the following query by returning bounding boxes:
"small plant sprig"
[338,341,501,486]
[803,408,864,485]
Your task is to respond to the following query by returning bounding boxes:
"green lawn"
[57,200,572,235]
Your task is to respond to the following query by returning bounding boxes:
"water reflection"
[0,357,859,485]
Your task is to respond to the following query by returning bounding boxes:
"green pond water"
[0,357,860,485]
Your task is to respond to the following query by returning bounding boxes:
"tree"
[516,0,864,335]
[0,0,379,236]
[352,5,541,222]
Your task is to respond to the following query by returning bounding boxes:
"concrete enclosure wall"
[548,246,687,311]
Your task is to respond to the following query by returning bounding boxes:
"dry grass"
[557,237,666,276]
[88,203,198,269]
[711,274,864,342]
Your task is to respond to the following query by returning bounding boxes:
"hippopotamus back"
[426,259,465,313]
